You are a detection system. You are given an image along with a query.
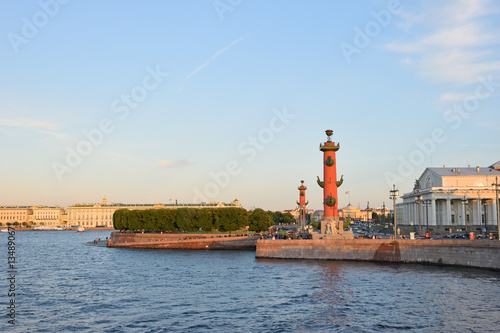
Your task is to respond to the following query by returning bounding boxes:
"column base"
[315,217,354,240]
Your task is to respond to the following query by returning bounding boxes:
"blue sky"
[1,0,499,211]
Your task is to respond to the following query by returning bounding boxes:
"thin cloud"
[178,34,249,91]
[478,122,500,130]
[439,92,474,102]
[387,0,500,85]
[105,152,149,165]
[38,130,69,141]
[0,117,62,130]
[104,153,196,169]
[157,159,196,169]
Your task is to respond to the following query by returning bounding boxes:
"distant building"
[373,206,391,218]
[400,162,500,231]
[0,206,32,226]
[282,208,316,222]
[338,205,391,223]
[282,209,300,220]
[31,206,65,227]
[312,210,324,221]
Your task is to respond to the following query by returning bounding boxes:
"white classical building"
[400,162,500,232]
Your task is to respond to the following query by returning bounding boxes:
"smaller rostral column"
[296,180,308,230]
[317,129,352,239]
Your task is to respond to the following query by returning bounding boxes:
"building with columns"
[339,204,372,220]
[400,162,500,233]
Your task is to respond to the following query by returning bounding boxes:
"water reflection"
[310,262,351,328]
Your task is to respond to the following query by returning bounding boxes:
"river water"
[2,230,500,332]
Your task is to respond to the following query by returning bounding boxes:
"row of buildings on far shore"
[284,205,390,223]
[0,197,242,228]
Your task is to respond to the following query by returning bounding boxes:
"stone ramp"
[84,240,108,247]
[108,233,259,251]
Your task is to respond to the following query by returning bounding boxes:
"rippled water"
[2,230,500,332]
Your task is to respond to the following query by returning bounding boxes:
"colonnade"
[402,196,498,229]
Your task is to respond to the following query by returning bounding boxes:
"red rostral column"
[317,130,343,219]
[297,180,308,226]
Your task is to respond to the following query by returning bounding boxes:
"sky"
[1,0,499,211]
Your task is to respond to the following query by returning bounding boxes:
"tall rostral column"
[296,180,308,230]
[317,130,344,234]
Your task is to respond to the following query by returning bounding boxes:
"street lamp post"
[389,185,399,238]
[462,196,468,232]
[482,199,487,233]
[425,200,430,233]
[366,202,371,235]
[493,177,500,241]
[382,202,386,224]
[417,195,422,236]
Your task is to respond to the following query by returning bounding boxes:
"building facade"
[0,206,32,226]
[339,205,390,221]
[400,162,500,232]
[32,206,65,227]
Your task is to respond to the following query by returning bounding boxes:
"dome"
[489,160,500,171]
[342,204,359,213]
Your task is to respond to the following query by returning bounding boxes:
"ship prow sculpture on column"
[313,129,354,240]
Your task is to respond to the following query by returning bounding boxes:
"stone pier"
[256,239,500,271]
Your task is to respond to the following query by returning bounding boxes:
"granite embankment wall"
[256,239,500,270]
[108,232,258,250]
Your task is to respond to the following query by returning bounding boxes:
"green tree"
[195,208,215,232]
[266,211,295,225]
[175,208,197,231]
[249,208,273,232]
[311,219,320,230]
[232,207,249,230]
[282,212,295,224]
[128,210,144,231]
[113,209,129,230]
[142,209,157,231]
[157,209,177,232]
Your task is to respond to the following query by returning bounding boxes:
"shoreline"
[1,227,115,231]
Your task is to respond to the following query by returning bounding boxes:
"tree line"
[113,207,280,232]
